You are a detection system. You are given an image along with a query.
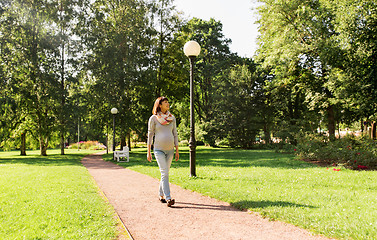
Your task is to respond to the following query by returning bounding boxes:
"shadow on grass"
[232,200,317,210]
[107,147,319,170]
[0,153,87,166]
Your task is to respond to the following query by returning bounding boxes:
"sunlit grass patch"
[0,149,118,239]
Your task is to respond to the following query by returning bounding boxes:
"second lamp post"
[184,40,201,177]
[111,107,118,160]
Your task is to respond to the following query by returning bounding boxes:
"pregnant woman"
[147,96,179,207]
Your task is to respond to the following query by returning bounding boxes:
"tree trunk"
[127,132,131,151]
[327,105,336,138]
[263,124,271,144]
[60,131,65,155]
[363,119,368,134]
[120,134,126,149]
[20,132,26,156]
[40,136,48,156]
[372,121,376,139]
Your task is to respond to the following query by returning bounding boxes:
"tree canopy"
[1,0,376,154]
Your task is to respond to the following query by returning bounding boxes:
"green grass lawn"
[0,149,119,240]
[105,146,377,240]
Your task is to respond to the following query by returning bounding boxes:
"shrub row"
[67,141,106,150]
[295,134,377,170]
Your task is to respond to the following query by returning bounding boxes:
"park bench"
[114,146,129,162]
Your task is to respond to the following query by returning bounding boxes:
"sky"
[174,0,261,58]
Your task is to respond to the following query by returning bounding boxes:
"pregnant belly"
[155,132,174,148]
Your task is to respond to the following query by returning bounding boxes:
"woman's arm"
[147,144,152,162]
[175,145,179,161]
[147,116,155,162]
[173,117,179,161]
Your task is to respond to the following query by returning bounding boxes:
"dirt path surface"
[82,152,332,240]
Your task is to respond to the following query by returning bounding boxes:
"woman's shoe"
[167,199,175,207]
[159,197,167,203]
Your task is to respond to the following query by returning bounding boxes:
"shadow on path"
[172,201,241,211]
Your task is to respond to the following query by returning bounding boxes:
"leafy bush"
[295,133,377,170]
[268,141,297,153]
[178,140,189,147]
[177,120,207,146]
[67,141,106,150]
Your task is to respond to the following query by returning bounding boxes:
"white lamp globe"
[111,108,118,115]
[184,41,201,57]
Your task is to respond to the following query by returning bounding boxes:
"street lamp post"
[111,107,118,160]
[184,40,201,177]
[106,122,109,155]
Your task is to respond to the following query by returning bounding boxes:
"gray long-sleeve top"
[147,115,179,150]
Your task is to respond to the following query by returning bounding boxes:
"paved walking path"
[82,152,331,240]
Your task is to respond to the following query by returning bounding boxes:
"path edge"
[82,152,134,240]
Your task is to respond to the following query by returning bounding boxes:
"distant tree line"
[0,0,376,155]
[256,0,377,144]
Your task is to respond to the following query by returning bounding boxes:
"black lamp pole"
[189,56,196,177]
[111,108,118,160]
[184,40,200,178]
[112,113,116,159]
[106,122,108,155]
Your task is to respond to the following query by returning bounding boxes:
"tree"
[256,0,345,138]
[1,0,63,155]
[186,18,237,122]
[53,0,90,154]
[150,0,183,97]
[165,17,264,147]
[0,1,17,150]
[167,18,237,119]
[331,0,377,137]
[210,61,265,148]
[83,0,156,149]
